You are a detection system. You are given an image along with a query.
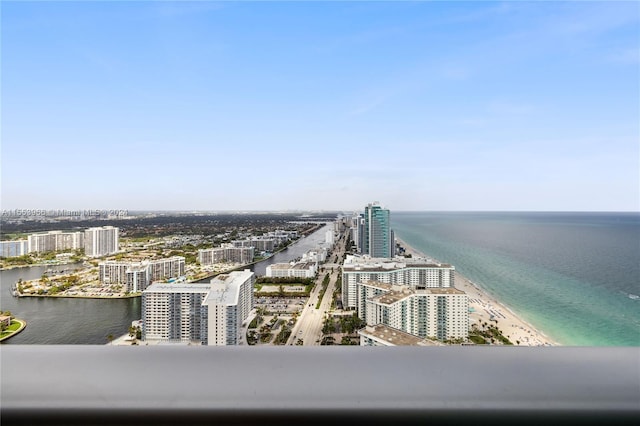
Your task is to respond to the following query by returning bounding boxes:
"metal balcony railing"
[1,345,638,425]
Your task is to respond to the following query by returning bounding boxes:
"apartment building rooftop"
[269,262,315,270]
[204,270,254,305]
[268,263,292,270]
[343,255,453,271]
[291,262,315,270]
[360,280,394,291]
[359,325,442,346]
[418,288,466,295]
[143,283,211,294]
[373,286,467,305]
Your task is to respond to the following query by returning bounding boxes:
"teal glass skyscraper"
[363,202,394,258]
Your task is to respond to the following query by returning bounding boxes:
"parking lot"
[254,297,306,314]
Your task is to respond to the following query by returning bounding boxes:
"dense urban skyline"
[2,1,638,212]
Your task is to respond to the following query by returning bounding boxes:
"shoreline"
[396,236,559,346]
[14,292,140,300]
[0,260,80,272]
[0,318,27,342]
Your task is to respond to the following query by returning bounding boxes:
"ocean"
[391,212,640,346]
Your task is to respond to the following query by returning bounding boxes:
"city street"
[287,225,349,346]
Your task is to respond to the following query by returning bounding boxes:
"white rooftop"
[143,283,211,294]
[144,270,254,302]
[204,270,254,305]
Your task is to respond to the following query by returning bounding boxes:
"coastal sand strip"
[397,237,558,346]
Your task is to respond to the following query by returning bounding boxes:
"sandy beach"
[397,237,558,346]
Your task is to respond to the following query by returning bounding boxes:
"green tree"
[322,318,336,335]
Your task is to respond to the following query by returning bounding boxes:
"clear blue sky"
[2,1,638,212]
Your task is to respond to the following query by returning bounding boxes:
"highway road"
[287,225,349,346]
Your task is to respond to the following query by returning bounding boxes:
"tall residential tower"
[84,226,119,257]
[141,269,255,345]
[362,202,394,258]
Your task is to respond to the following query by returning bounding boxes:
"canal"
[0,222,332,344]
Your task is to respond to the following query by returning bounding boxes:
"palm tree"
[107,334,114,344]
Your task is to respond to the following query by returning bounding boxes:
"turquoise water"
[392,212,640,346]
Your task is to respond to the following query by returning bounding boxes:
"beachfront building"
[84,226,119,257]
[362,202,394,258]
[357,281,469,341]
[27,231,84,253]
[341,255,456,309]
[349,213,364,254]
[197,245,255,265]
[0,240,29,257]
[266,262,317,279]
[356,280,395,321]
[358,324,443,346]
[141,270,255,345]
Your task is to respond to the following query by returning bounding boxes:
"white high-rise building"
[249,237,275,252]
[126,264,150,293]
[325,230,334,246]
[99,256,185,293]
[204,270,255,346]
[0,240,29,257]
[341,255,456,309]
[197,246,254,265]
[266,262,317,279]
[301,247,327,263]
[84,226,119,257]
[148,256,185,282]
[142,283,211,343]
[141,269,255,345]
[28,232,58,253]
[99,261,130,286]
[357,281,469,341]
[27,231,84,253]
